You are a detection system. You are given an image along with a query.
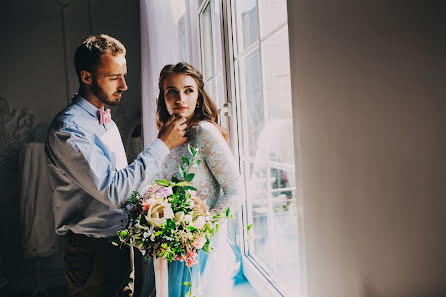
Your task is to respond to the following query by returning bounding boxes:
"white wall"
[287,1,446,297]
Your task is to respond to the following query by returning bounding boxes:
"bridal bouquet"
[115,145,233,297]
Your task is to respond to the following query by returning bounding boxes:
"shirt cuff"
[150,138,170,156]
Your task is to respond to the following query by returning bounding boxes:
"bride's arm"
[194,122,241,215]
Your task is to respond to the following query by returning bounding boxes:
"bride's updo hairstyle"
[156,62,227,140]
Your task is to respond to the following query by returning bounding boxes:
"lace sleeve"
[194,122,241,214]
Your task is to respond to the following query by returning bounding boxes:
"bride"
[140,62,241,297]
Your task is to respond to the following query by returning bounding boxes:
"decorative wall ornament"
[0,97,37,174]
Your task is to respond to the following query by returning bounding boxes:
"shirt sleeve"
[46,122,170,208]
[194,122,241,214]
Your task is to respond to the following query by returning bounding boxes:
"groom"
[45,34,187,297]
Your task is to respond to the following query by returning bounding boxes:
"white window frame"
[225,1,288,296]
[198,1,306,296]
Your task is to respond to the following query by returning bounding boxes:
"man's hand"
[158,115,188,150]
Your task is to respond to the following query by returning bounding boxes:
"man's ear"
[80,70,93,85]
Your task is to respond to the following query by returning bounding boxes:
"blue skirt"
[140,224,241,297]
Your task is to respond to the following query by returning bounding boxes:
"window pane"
[200,3,214,79]
[211,0,223,74]
[236,0,259,50]
[235,8,300,296]
[270,166,295,190]
[246,160,272,271]
[271,190,300,296]
[258,0,288,38]
[239,49,263,158]
[262,26,294,165]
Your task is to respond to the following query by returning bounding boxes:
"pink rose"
[192,237,206,249]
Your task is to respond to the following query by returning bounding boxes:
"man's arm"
[46,123,172,208]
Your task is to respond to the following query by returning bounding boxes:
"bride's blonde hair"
[156,62,227,140]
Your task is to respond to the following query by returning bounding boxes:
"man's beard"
[90,78,121,106]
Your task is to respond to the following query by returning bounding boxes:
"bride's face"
[163,73,199,121]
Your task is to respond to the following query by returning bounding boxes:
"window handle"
[221,102,232,117]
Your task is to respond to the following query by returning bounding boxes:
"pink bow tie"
[98,108,111,125]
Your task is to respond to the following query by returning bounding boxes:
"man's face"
[90,53,128,106]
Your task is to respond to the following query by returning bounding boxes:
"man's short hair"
[74,34,126,82]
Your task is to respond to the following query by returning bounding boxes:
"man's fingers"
[175,117,187,125]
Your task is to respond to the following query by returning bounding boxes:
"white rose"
[174,211,185,222]
[183,214,193,224]
[145,200,174,229]
[193,216,206,229]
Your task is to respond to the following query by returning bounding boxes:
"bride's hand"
[158,115,188,150]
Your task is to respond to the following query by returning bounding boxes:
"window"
[199,0,228,129]
[198,0,305,296]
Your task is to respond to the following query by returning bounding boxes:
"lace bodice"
[153,121,240,214]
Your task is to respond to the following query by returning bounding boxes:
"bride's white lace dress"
[140,121,241,297]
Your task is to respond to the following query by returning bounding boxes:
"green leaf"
[195,159,201,166]
[172,176,180,183]
[182,156,190,166]
[205,224,213,233]
[225,207,230,217]
[183,281,191,288]
[184,186,197,192]
[175,181,190,187]
[185,173,195,182]
[187,144,194,156]
[118,230,129,239]
[179,165,186,179]
[247,224,253,231]
[156,179,169,186]
[189,226,197,232]
[166,219,176,229]
[202,243,210,253]
[155,231,163,236]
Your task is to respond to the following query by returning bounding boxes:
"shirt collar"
[72,94,102,118]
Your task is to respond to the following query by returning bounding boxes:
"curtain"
[140,0,201,147]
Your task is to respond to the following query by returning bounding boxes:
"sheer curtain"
[140,0,201,146]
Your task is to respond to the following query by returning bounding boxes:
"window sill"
[242,257,284,297]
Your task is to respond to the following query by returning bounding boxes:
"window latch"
[221,102,232,117]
